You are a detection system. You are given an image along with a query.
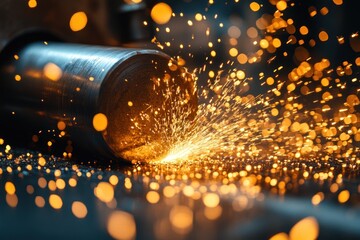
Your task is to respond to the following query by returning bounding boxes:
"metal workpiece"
[0,42,196,161]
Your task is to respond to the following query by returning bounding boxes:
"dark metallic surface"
[0,42,195,161]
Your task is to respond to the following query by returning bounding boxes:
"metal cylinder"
[0,42,196,162]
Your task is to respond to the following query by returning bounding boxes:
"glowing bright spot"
[107,211,136,240]
[271,108,279,116]
[44,62,62,81]
[276,1,287,11]
[69,178,77,187]
[15,74,21,81]
[269,232,289,240]
[272,38,281,48]
[332,0,343,5]
[57,121,66,130]
[209,70,215,78]
[300,26,309,35]
[259,39,269,49]
[56,179,66,190]
[338,190,350,203]
[289,217,319,240]
[70,12,88,32]
[49,194,63,209]
[151,3,172,25]
[267,77,275,85]
[195,13,203,21]
[319,31,329,41]
[38,157,46,167]
[236,70,246,80]
[237,53,248,64]
[28,0,37,8]
[163,186,176,198]
[203,193,220,208]
[249,2,260,12]
[109,175,119,186]
[94,182,114,203]
[93,113,108,131]
[146,191,160,204]
[5,182,16,195]
[311,192,324,205]
[229,48,238,57]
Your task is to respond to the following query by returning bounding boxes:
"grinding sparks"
[157,75,266,164]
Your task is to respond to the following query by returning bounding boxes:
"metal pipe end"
[98,52,197,162]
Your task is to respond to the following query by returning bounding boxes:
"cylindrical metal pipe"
[0,42,196,162]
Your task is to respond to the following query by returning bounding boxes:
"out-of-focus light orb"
[289,217,319,240]
[319,31,329,41]
[229,48,238,57]
[237,53,248,64]
[93,113,108,131]
[124,0,142,4]
[35,196,45,208]
[109,175,119,186]
[332,0,343,5]
[228,26,241,38]
[204,205,222,220]
[338,190,350,203]
[57,121,66,130]
[146,191,160,204]
[195,13,203,21]
[249,2,260,12]
[260,39,269,49]
[69,178,77,187]
[272,38,281,48]
[72,201,88,219]
[107,211,136,240]
[43,62,62,81]
[69,12,88,32]
[276,0,287,11]
[5,182,16,195]
[38,157,46,167]
[151,3,172,25]
[236,70,246,80]
[15,74,21,81]
[28,0,37,8]
[49,194,63,209]
[299,26,309,35]
[169,206,193,233]
[269,232,289,240]
[94,182,114,203]
[202,193,220,208]
[56,179,66,190]
[6,194,18,208]
[163,186,176,198]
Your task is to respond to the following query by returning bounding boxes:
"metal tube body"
[0,42,196,161]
